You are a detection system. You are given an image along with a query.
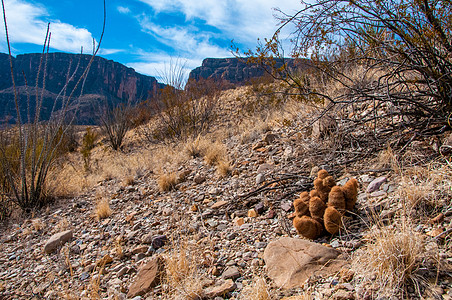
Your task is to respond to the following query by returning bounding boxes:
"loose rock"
[264,237,345,288]
[44,230,73,254]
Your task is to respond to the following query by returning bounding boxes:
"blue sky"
[0,0,300,82]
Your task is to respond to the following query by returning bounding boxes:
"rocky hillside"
[0,53,163,124]
[0,84,450,299]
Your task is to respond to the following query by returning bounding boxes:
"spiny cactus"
[292,169,359,239]
[327,186,346,211]
[293,192,310,218]
[313,172,336,203]
[309,196,325,222]
[324,206,343,235]
[343,178,359,210]
[293,215,323,240]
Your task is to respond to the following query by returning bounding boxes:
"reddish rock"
[203,279,236,298]
[127,256,163,298]
[212,201,228,209]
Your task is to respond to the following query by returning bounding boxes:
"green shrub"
[80,127,98,172]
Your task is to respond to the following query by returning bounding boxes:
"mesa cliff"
[188,57,309,84]
[0,53,163,124]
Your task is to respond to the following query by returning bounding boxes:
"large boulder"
[127,256,164,298]
[264,237,345,288]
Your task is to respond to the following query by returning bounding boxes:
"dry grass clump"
[184,135,211,158]
[123,175,135,186]
[237,118,271,144]
[114,236,124,259]
[397,163,452,216]
[162,243,203,299]
[49,142,160,198]
[375,145,400,172]
[351,222,431,297]
[31,218,44,232]
[55,217,70,232]
[95,198,112,220]
[239,277,272,300]
[216,160,232,178]
[158,172,178,192]
[204,141,227,166]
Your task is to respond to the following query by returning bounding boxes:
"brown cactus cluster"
[293,169,359,239]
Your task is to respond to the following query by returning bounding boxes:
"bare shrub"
[140,60,224,142]
[80,127,98,172]
[100,102,132,151]
[242,0,452,154]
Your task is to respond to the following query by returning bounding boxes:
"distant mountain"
[0,53,164,125]
[188,57,310,85]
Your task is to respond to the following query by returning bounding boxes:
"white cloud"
[0,0,101,53]
[127,0,300,81]
[137,0,300,42]
[99,48,124,55]
[128,46,228,84]
[137,16,229,56]
[117,6,131,14]
[130,15,231,80]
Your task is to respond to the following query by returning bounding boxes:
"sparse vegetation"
[80,127,98,172]
[0,0,105,211]
[216,160,232,178]
[204,141,227,166]
[239,277,272,300]
[162,243,204,299]
[140,60,225,142]
[351,222,431,297]
[2,1,452,299]
[100,103,133,151]
[95,198,112,220]
[158,172,178,192]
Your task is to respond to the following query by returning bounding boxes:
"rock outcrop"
[0,53,163,124]
[188,57,310,85]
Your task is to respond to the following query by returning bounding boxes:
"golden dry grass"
[123,176,135,186]
[162,242,204,299]
[375,145,400,172]
[183,135,209,158]
[158,172,178,192]
[351,222,429,297]
[95,198,112,220]
[204,141,227,166]
[114,236,124,259]
[55,217,70,232]
[239,277,272,300]
[397,163,452,216]
[31,218,44,231]
[216,160,232,178]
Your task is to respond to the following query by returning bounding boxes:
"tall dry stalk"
[0,0,106,210]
